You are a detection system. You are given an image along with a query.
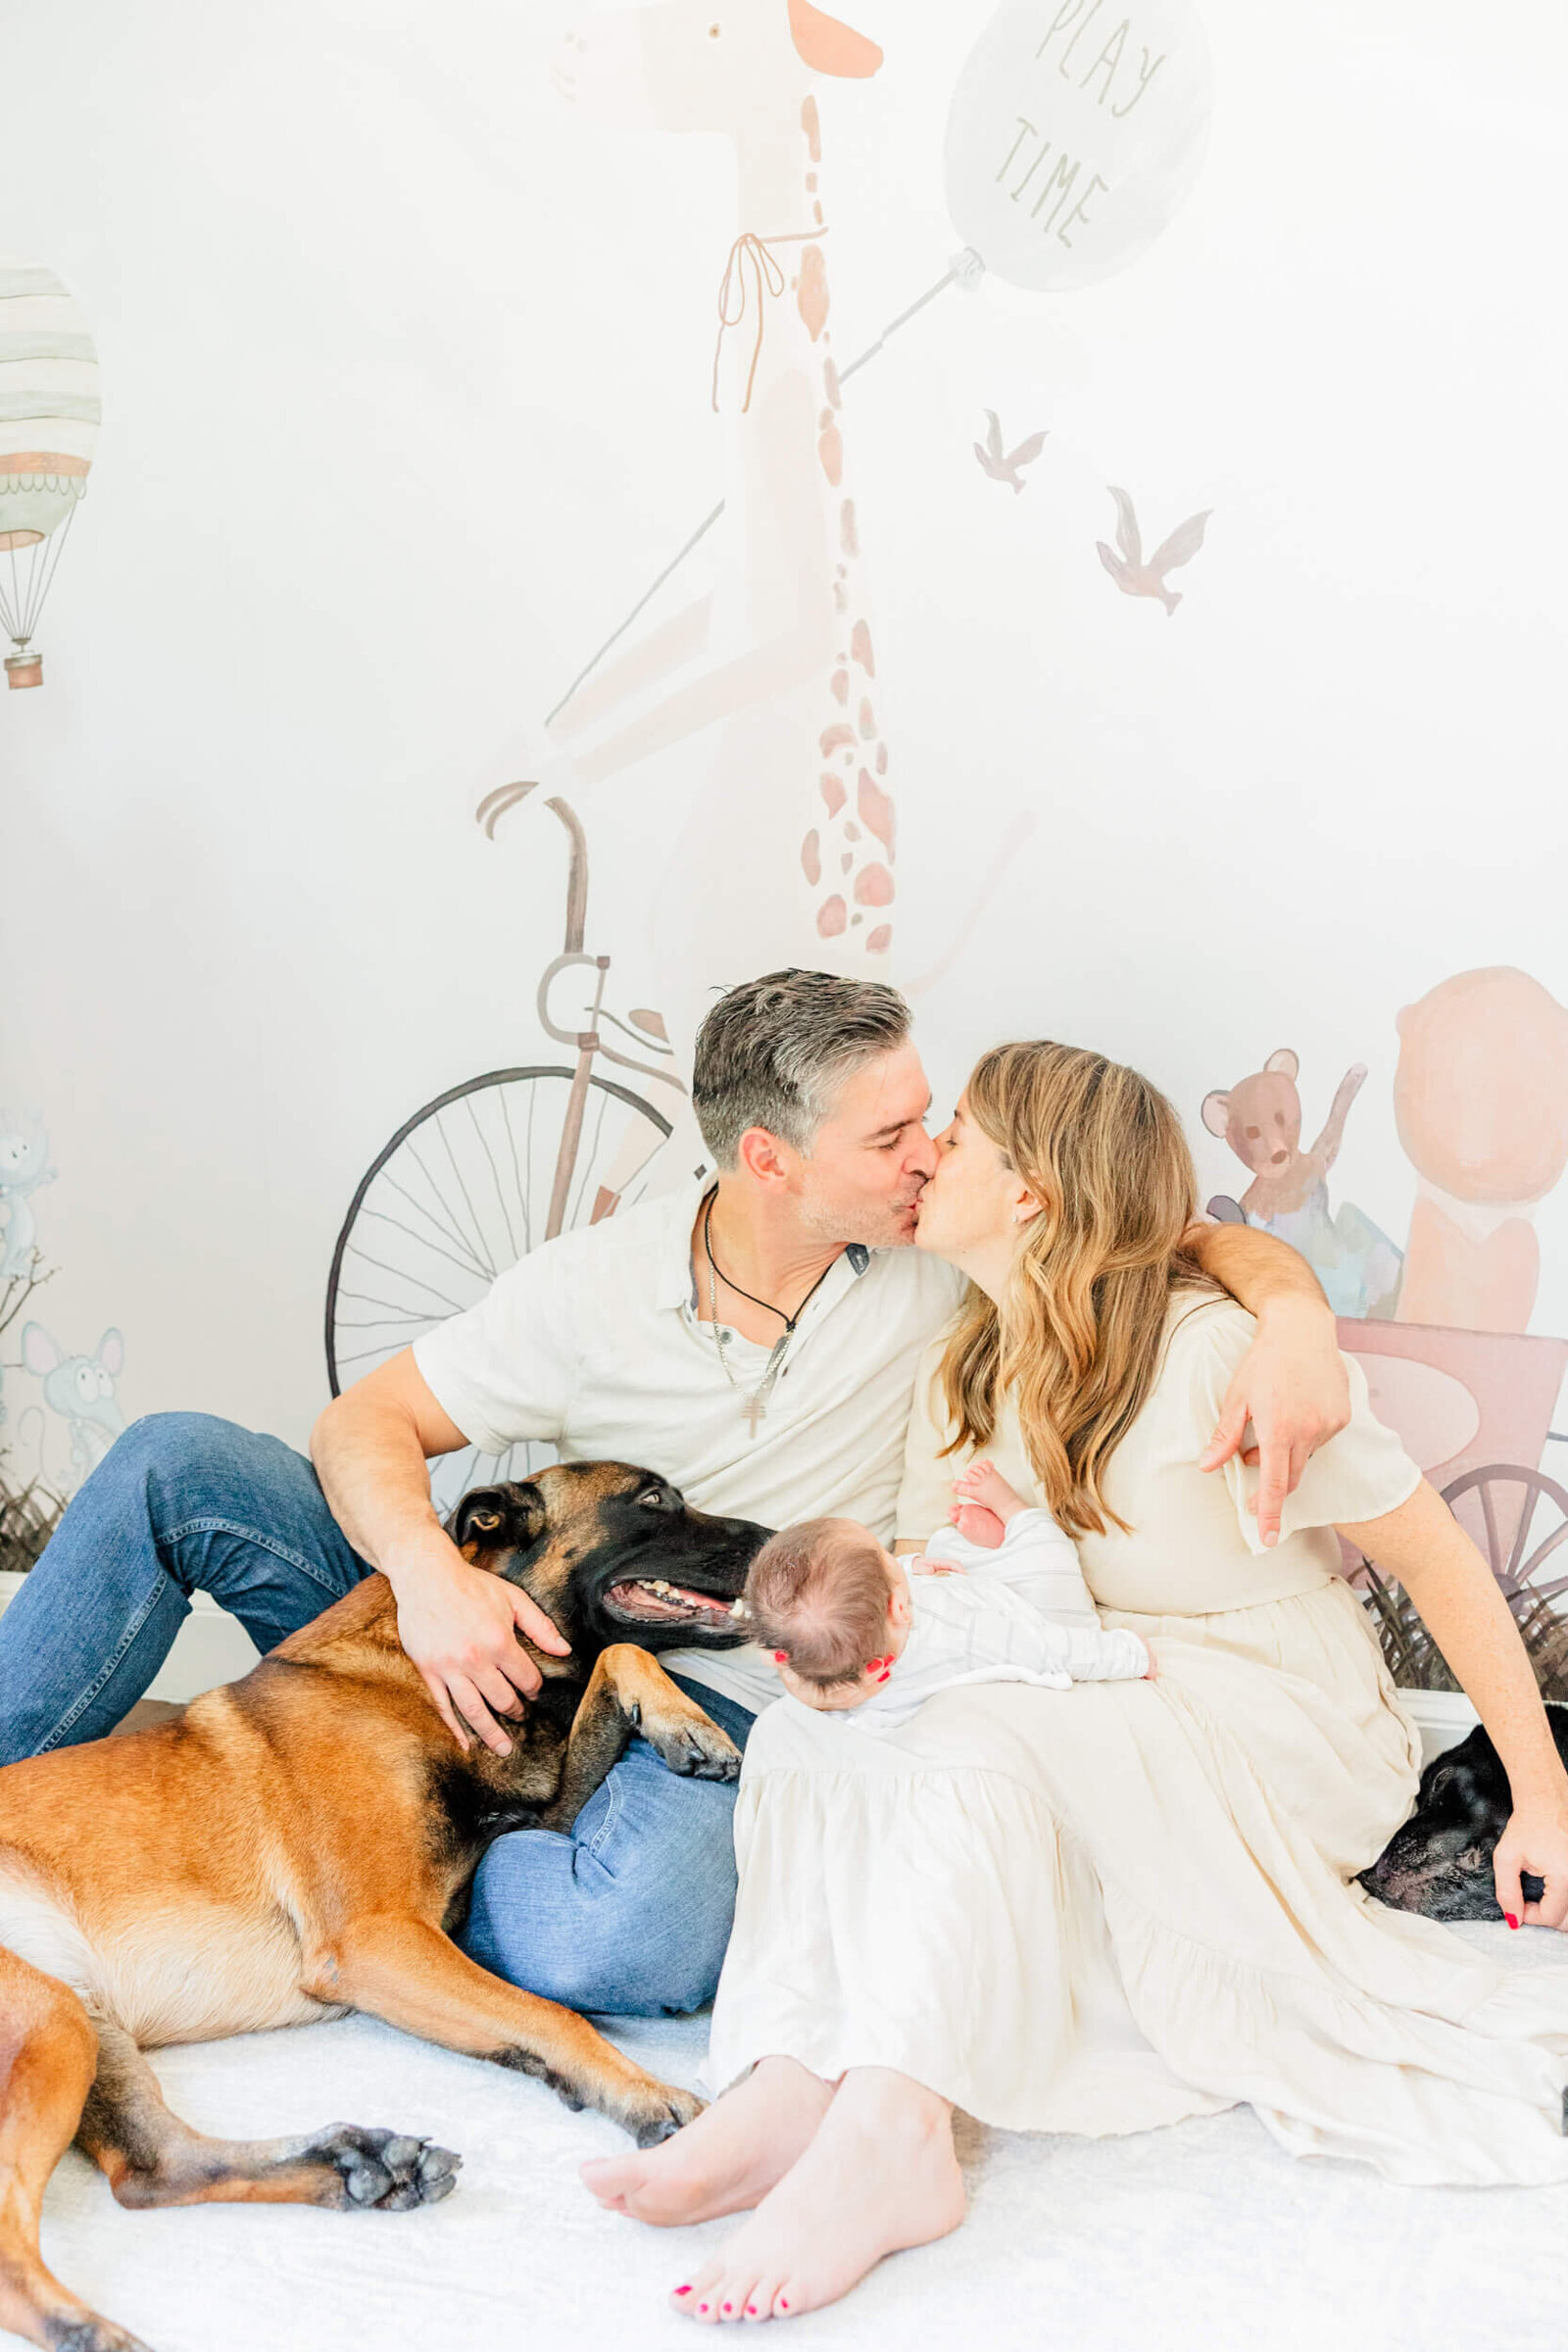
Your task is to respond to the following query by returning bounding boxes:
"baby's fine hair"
[744,1517,892,1689]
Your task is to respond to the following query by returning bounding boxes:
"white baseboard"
[1399,1688,1480,1768]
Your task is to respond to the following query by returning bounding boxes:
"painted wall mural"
[0,1109,54,1283]
[1202,1050,1400,1318]
[0,1108,127,1514]
[1199,968,1568,1620]
[974,410,1050,493]
[0,254,100,691]
[1096,486,1210,615]
[944,0,1214,293]
[515,0,1221,1040]
[1392,968,1568,1339]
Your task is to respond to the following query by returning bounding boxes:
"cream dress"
[709,1297,1568,2186]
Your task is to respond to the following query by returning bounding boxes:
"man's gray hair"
[692,970,911,1169]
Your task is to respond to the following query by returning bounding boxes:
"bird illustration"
[973,410,1049,493]
[1096,487,1211,615]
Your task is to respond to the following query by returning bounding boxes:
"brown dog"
[0,1461,767,2352]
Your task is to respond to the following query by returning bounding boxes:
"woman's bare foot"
[667,2067,964,2324]
[581,2058,833,2227]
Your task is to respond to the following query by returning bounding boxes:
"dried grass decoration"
[1359,1465,1568,1701]
[0,1469,65,1575]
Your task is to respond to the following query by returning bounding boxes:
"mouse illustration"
[22,1321,126,1485]
[1202,1050,1399,1317]
[0,1110,55,1282]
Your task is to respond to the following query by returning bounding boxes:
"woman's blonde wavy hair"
[938,1042,1211,1538]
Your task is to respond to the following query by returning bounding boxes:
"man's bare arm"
[312,1350,569,1756]
[1183,1222,1351,1549]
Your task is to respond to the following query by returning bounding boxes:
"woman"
[584,1043,1568,2323]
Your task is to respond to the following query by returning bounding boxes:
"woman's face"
[913,1092,1039,1262]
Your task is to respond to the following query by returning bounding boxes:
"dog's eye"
[639,1488,672,1510]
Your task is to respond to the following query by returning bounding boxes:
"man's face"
[791,1042,939,1249]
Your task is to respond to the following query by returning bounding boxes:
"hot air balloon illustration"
[0,255,100,690]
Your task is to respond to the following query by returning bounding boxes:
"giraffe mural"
[544,0,900,1023]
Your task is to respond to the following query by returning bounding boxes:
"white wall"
[3,0,1566,1477]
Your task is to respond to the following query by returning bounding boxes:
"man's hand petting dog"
[1199,1293,1350,1550]
[391,1528,572,1756]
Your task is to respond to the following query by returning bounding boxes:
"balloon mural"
[0,255,100,691]
[945,0,1214,294]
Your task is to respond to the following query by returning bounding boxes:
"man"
[0,973,1349,2011]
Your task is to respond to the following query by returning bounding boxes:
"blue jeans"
[0,1412,754,2015]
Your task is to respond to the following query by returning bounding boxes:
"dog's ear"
[451,1483,546,1557]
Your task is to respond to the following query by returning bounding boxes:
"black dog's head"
[1357,1703,1568,1921]
[449,1463,770,1661]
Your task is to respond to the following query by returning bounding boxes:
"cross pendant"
[743,1392,767,1436]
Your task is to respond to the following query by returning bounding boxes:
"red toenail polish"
[674,2285,692,2296]
[699,2304,709,2315]
[723,2305,733,2315]
[747,2307,758,2318]
[779,2298,789,2310]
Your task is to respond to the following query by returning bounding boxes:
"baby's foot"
[668,2070,963,2324]
[949,1499,1005,1550]
[582,2058,832,2227]
[952,1458,1027,1523]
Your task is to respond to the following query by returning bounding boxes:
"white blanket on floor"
[36,1925,1568,2352]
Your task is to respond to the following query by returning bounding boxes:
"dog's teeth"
[730,1597,751,1618]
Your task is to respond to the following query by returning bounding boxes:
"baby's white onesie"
[795,1507,1151,1736]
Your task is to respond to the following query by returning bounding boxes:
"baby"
[745,1460,1152,1732]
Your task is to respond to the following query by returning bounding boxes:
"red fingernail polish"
[1506,1912,1520,1931]
[773,1651,788,1664]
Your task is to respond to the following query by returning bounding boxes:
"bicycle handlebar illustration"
[323,785,684,1508]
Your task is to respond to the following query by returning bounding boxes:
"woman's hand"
[1494,1795,1568,1931]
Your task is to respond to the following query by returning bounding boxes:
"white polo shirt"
[413,1182,965,1714]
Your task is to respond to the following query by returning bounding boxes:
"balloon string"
[710,227,823,415]
[545,249,981,729]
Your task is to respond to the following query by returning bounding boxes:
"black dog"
[1358,1703,1568,1920]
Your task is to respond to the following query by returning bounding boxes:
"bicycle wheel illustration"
[325,1064,671,1515]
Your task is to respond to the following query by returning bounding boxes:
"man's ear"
[787,0,883,78]
[1200,1090,1232,1138]
[736,1126,792,1187]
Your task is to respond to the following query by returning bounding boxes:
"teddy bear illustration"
[1202,1049,1401,1318]
[1392,967,1568,1334]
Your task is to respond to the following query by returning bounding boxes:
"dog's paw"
[621,2081,706,2148]
[310,2124,462,2211]
[647,1714,742,1783]
[53,2321,156,2352]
